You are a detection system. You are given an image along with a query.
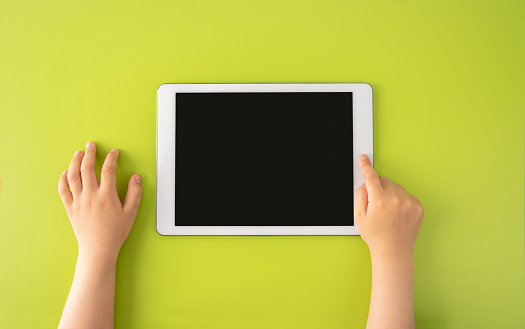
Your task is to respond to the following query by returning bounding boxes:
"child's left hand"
[58,141,142,261]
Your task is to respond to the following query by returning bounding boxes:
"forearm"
[58,251,118,329]
[366,250,414,329]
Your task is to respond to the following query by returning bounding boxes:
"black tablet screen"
[175,92,353,226]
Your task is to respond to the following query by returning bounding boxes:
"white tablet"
[157,83,373,236]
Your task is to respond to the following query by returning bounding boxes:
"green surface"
[1,0,524,328]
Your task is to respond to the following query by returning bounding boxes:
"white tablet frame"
[157,83,373,236]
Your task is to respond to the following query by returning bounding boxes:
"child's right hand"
[355,154,424,258]
[58,141,142,261]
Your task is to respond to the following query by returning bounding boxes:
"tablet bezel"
[157,83,373,235]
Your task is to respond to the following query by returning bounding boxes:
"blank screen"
[175,92,353,226]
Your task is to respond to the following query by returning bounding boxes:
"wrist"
[78,247,120,267]
[369,248,414,287]
[369,245,413,263]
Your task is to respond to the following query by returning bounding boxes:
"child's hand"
[58,141,142,260]
[355,154,424,258]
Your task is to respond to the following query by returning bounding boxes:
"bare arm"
[355,154,424,329]
[367,251,414,329]
[57,142,142,329]
[58,252,118,329]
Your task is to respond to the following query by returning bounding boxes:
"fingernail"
[74,151,82,157]
[86,141,94,148]
[112,148,119,156]
[360,154,368,161]
[63,170,67,175]
[135,174,141,183]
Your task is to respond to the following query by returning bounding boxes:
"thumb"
[123,174,143,219]
[354,183,369,222]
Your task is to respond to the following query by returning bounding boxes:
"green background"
[1,0,524,328]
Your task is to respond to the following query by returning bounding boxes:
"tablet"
[157,83,373,236]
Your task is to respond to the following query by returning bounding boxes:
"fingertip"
[86,141,95,149]
[123,174,143,216]
[359,154,368,161]
[59,171,68,183]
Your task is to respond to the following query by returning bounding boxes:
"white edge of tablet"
[156,83,373,236]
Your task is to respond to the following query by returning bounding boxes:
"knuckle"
[391,195,402,207]
[98,196,110,207]
[67,172,79,182]
[417,202,424,215]
[81,165,92,175]
[102,166,114,176]
[410,197,424,217]
[403,198,412,208]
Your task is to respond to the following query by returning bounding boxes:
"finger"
[409,194,424,218]
[101,149,119,190]
[123,174,143,220]
[409,194,422,207]
[58,170,73,206]
[354,183,369,221]
[394,183,409,195]
[80,141,99,191]
[68,150,84,197]
[359,154,382,196]
[379,176,396,192]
